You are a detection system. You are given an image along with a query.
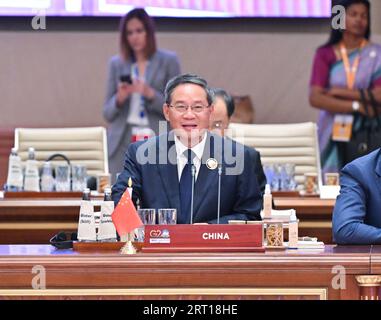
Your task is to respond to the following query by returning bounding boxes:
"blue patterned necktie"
[179,149,196,224]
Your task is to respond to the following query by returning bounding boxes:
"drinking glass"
[158,208,177,225]
[72,164,87,192]
[263,164,275,188]
[55,164,71,191]
[135,208,156,242]
[280,163,296,191]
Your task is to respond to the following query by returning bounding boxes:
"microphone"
[217,163,222,224]
[190,164,196,224]
[216,134,224,225]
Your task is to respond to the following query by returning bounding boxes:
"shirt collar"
[174,132,207,161]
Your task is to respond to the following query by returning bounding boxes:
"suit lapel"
[157,132,181,211]
[193,133,221,219]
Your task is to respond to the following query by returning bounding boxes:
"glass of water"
[270,164,281,191]
[263,164,274,187]
[284,163,297,190]
[158,208,177,225]
[135,208,156,242]
[55,164,71,191]
[71,164,87,192]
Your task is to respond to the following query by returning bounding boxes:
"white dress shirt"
[174,133,207,181]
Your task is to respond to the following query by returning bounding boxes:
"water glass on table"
[55,164,71,191]
[40,162,55,192]
[136,208,156,242]
[71,164,87,192]
[158,208,177,225]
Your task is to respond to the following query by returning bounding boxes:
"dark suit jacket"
[333,148,381,244]
[112,131,264,223]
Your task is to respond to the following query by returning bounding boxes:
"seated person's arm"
[333,164,381,244]
[253,150,266,197]
[111,143,142,206]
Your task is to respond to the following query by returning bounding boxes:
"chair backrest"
[14,127,109,176]
[226,122,322,189]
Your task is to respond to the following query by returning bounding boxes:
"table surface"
[0,243,373,257]
[0,244,379,300]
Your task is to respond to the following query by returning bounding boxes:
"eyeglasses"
[168,104,210,114]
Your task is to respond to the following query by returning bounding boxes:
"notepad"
[285,240,325,250]
[260,209,294,221]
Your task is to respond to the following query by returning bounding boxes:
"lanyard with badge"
[129,62,154,142]
[332,39,367,142]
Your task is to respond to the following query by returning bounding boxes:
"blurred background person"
[309,0,381,176]
[209,88,235,136]
[209,87,267,197]
[103,8,181,182]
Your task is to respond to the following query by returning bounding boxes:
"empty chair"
[14,127,109,177]
[226,122,322,190]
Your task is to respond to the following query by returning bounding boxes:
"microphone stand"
[190,164,196,224]
[217,164,222,224]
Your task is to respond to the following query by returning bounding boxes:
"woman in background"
[103,8,181,182]
[309,0,381,175]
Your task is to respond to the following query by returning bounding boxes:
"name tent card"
[77,200,96,241]
[97,201,117,241]
[142,224,264,253]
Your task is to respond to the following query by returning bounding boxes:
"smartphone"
[120,75,132,84]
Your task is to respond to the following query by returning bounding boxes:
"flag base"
[120,240,137,255]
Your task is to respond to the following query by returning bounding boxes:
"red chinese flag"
[111,189,142,237]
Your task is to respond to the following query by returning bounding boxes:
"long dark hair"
[119,8,157,61]
[322,0,371,48]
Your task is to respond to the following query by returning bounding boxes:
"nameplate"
[3,191,83,199]
[142,224,264,253]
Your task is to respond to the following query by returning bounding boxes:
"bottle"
[104,188,112,201]
[77,188,96,242]
[40,161,55,192]
[263,184,272,219]
[288,210,299,249]
[98,187,117,242]
[23,147,40,192]
[82,187,91,201]
[5,148,24,192]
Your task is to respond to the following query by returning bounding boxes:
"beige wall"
[371,0,381,35]
[1,1,380,129]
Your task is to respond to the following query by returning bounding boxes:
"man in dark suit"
[112,74,263,223]
[209,87,266,196]
[333,148,381,244]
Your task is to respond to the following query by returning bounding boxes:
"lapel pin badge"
[206,158,218,170]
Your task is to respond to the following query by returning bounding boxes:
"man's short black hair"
[164,74,214,106]
[211,88,235,118]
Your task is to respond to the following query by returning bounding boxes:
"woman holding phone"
[103,8,181,182]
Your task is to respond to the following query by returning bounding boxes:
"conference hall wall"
[0,2,380,129]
